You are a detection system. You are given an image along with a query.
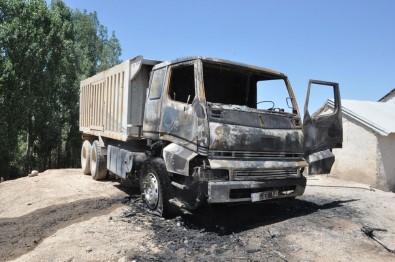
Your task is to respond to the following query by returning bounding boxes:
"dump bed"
[79,56,161,141]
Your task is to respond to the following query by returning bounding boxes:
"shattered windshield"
[203,62,294,113]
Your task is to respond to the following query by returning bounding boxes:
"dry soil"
[0,169,395,261]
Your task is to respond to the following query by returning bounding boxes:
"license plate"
[251,190,279,202]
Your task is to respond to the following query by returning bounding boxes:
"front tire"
[90,140,107,180]
[81,140,91,175]
[140,158,175,217]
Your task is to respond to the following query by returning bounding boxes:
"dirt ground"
[1,169,394,262]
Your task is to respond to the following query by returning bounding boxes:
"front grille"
[233,169,299,181]
[209,151,303,160]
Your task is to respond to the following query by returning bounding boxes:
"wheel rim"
[144,173,159,209]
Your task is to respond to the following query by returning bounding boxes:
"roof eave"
[378,88,395,102]
[326,100,391,136]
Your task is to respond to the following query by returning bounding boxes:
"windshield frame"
[199,59,300,116]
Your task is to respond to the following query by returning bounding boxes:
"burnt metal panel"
[142,67,167,139]
[128,64,151,136]
[233,169,299,181]
[207,177,306,203]
[209,122,303,153]
[207,159,308,170]
[107,145,135,179]
[158,61,199,146]
[208,103,294,129]
[208,151,303,160]
[303,80,342,175]
[307,149,335,175]
[107,145,119,174]
[303,80,343,154]
[152,56,287,79]
[163,143,197,176]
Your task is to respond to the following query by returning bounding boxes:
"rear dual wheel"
[80,140,107,180]
[90,140,107,180]
[81,140,91,175]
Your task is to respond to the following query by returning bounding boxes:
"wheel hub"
[144,173,159,209]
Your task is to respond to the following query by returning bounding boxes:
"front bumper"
[207,176,306,203]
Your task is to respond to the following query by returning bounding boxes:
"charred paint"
[209,122,303,153]
[303,80,343,155]
[208,103,295,129]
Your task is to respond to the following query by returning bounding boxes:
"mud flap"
[307,149,335,175]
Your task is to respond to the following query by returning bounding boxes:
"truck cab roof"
[153,56,287,79]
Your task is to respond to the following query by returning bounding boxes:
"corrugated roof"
[327,99,395,136]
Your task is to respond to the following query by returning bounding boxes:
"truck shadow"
[0,197,124,261]
[181,198,359,234]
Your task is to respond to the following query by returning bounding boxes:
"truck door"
[158,61,199,149]
[143,67,167,139]
[303,80,343,175]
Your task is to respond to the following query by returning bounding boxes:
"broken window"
[203,62,294,113]
[203,63,251,106]
[168,64,195,104]
[306,83,335,117]
[257,79,293,113]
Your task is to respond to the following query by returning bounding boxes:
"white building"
[327,96,395,192]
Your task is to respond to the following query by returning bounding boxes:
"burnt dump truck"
[80,55,342,216]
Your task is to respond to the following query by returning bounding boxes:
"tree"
[72,9,121,78]
[0,0,122,180]
[0,0,52,175]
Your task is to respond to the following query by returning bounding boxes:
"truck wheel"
[81,140,91,175]
[90,140,107,180]
[140,158,175,217]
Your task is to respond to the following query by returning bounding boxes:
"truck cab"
[141,57,342,211]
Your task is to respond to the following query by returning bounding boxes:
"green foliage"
[0,0,122,180]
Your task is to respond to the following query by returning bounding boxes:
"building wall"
[331,116,378,185]
[377,134,395,192]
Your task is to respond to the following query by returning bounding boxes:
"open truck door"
[303,80,343,175]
